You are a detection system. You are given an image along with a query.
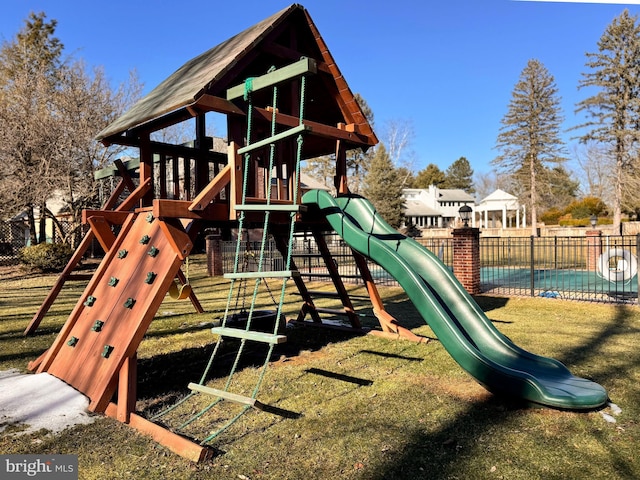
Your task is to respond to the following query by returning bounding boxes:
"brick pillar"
[206,234,223,276]
[586,229,602,272]
[452,227,481,295]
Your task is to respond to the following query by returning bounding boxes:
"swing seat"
[168,281,192,300]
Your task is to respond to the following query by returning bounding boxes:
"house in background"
[402,185,475,229]
[402,186,525,230]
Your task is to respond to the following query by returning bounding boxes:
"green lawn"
[0,254,639,479]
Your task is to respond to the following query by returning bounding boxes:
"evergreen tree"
[347,93,375,193]
[413,163,445,188]
[538,165,580,213]
[362,143,405,228]
[442,156,475,193]
[575,10,640,233]
[493,58,567,236]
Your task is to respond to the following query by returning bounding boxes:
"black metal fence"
[481,235,639,304]
[220,233,639,305]
[0,222,25,265]
[220,234,453,288]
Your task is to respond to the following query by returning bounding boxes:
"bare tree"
[53,63,142,244]
[0,12,142,245]
[575,10,640,233]
[573,142,614,205]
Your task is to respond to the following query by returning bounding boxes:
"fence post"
[452,226,481,294]
[530,236,535,297]
[637,234,640,305]
[206,234,223,276]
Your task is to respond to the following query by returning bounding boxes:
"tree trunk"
[613,139,623,235]
[530,153,538,237]
[27,205,37,246]
[38,201,47,244]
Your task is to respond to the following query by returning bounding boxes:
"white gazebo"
[476,189,525,229]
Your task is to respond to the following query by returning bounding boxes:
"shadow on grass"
[368,302,640,479]
[554,305,640,405]
[135,325,363,405]
[305,367,373,386]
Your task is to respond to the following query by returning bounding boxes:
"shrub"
[19,242,74,272]
[540,207,563,225]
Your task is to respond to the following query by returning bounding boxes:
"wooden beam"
[118,178,152,212]
[87,216,117,252]
[312,228,360,328]
[105,404,213,463]
[175,268,204,313]
[187,94,245,117]
[114,159,138,191]
[82,210,130,225]
[259,43,332,74]
[188,164,231,211]
[226,57,317,100]
[157,218,193,260]
[100,137,226,163]
[253,107,373,146]
[237,124,310,155]
[153,199,228,221]
[101,109,194,146]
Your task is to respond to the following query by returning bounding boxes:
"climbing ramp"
[35,209,193,413]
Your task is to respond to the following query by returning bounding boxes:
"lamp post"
[453,204,480,294]
[459,204,472,228]
[590,214,597,229]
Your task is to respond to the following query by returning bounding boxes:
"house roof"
[480,189,517,204]
[405,200,441,217]
[477,188,520,212]
[437,189,475,202]
[97,4,377,156]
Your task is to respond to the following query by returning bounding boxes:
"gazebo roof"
[97,3,377,155]
[480,189,517,203]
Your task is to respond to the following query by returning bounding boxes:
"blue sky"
[1,1,639,179]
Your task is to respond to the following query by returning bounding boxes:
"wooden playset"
[25,3,611,462]
[26,4,419,461]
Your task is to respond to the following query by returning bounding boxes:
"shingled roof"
[97,3,377,152]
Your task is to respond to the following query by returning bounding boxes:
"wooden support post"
[352,249,426,343]
[334,140,349,194]
[228,142,242,220]
[139,134,154,207]
[311,229,360,328]
[272,233,321,323]
[117,354,137,423]
[176,268,204,313]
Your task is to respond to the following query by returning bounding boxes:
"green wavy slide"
[302,190,608,410]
